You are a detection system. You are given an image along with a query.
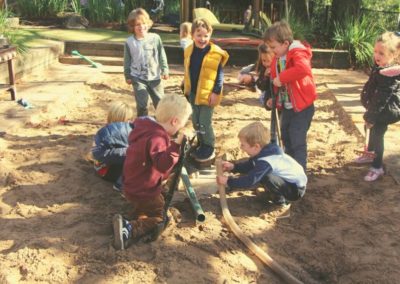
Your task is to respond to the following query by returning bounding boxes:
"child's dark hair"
[263,20,293,44]
[255,43,274,75]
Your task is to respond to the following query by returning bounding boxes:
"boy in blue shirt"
[217,122,307,206]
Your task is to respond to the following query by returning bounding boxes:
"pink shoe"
[364,167,384,182]
[353,152,374,164]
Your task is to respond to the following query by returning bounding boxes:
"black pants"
[367,122,388,169]
[261,174,306,204]
[280,104,314,171]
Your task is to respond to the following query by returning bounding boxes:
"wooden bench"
[0,46,17,101]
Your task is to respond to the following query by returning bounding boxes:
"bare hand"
[175,132,185,145]
[365,122,374,129]
[222,161,234,172]
[208,92,219,107]
[126,79,132,84]
[238,74,253,85]
[266,98,272,108]
[162,74,169,80]
[175,128,192,144]
[216,175,228,186]
[273,77,282,87]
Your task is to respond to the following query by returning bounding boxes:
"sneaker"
[192,145,215,162]
[354,152,375,164]
[364,167,384,182]
[113,214,132,250]
[113,176,123,193]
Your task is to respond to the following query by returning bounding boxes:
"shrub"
[333,15,383,67]
[0,8,26,53]
[16,0,68,19]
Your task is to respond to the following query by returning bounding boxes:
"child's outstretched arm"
[123,43,132,84]
[227,160,272,189]
[157,35,169,80]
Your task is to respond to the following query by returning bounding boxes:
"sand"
[0,65,399,283]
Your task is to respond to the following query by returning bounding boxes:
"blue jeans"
[280,104,314,171]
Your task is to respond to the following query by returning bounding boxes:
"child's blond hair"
[107,101,134,123]
[263,20,293,44]
[155,95,192,124]
[376,31,400,64]
[238,121,270,147]
[180,22,192,39]
[127,8,153,34]
[191,18,213,35]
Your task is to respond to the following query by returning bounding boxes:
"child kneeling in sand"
[113,94,192,250]
[216,121,307,207]
[92,101,134,192]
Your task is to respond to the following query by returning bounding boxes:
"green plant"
[333,15,383,67]
[84,0,126,24]
[284,8,314,42]
[0,9,27,53]
[16,0,69,19]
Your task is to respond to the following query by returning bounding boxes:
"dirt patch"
[0,67,399,283]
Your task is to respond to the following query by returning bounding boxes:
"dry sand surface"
[0,66,399,283]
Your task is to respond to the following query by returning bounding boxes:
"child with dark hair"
[264,20,317,171]
[238,43,274,107]
[183,17,229,162]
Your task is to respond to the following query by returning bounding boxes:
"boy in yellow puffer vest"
[183,17,229,161]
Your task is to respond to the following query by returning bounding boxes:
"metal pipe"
[181,166,206,222]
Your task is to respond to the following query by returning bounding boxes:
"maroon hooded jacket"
[123,117,180,200]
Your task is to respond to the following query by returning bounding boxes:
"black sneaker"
[192,145,215,162]
[113,214,132,250]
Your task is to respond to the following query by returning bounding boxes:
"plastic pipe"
[71,50,102,68]
[216,158,302,284]
[181,166,206,222]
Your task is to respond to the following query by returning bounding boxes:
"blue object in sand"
[17,98,34,109]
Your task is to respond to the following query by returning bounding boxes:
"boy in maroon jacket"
[113,95,192,250]
[264,20,317,171]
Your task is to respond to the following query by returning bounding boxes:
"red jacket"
[270,41,317,112]
[123,117,180,200]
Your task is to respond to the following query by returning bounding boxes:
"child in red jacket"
[263,20,317,171]
[113,94,192,250]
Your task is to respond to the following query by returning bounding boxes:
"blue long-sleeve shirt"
[189,45,224,94]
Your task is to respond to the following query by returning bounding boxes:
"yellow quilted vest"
[183,42,229,105]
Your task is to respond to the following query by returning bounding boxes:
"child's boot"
[113,214,133,250]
